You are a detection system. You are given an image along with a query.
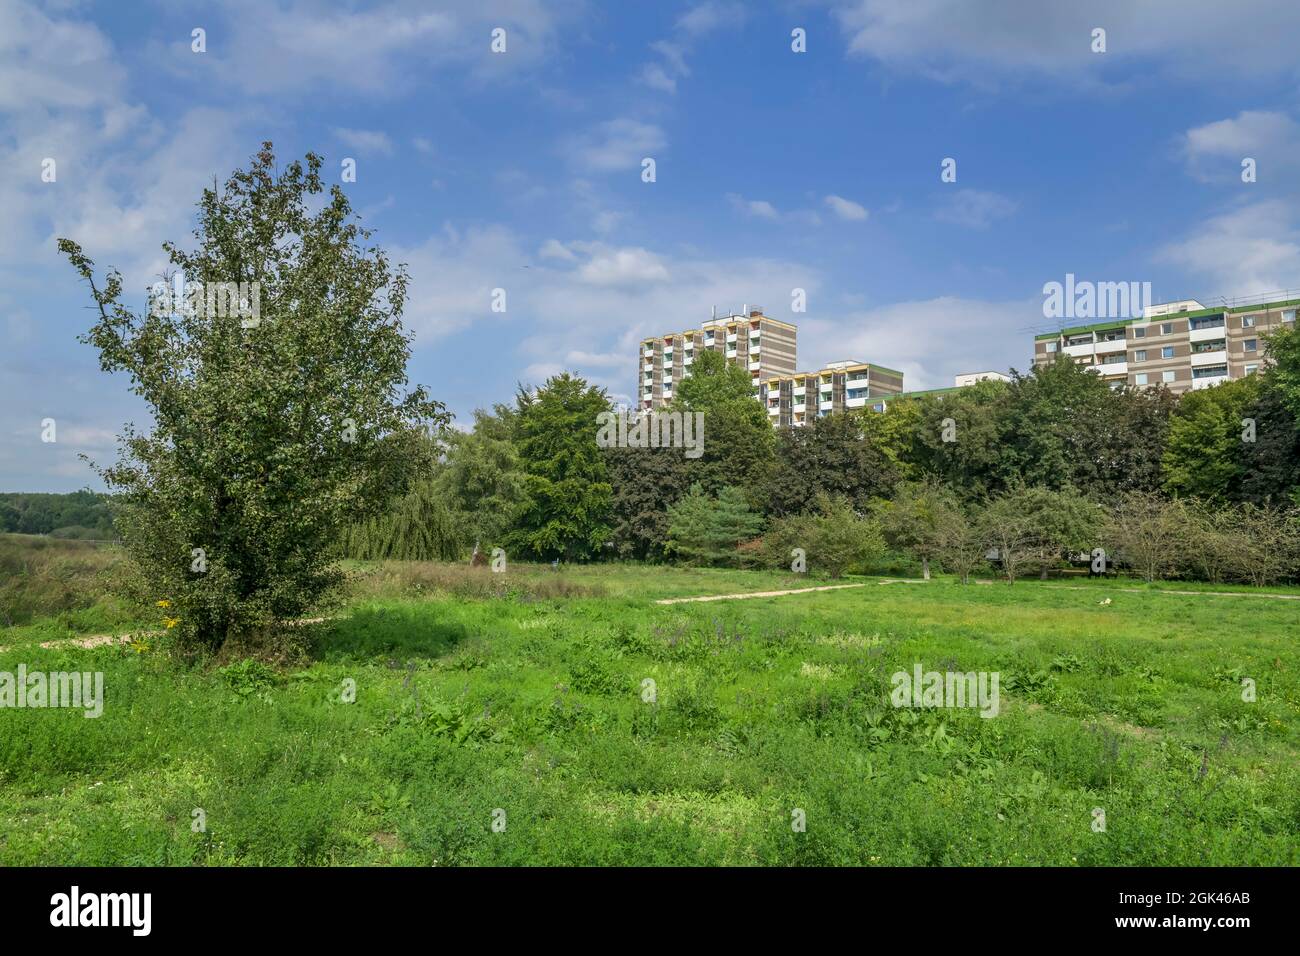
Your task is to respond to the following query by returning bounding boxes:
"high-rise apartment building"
[759,360,905,427]
[1032,295,1297,394]
[638,306,797,410]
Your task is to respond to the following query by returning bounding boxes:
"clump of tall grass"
[0,533,143,627]
[347,560,605,602]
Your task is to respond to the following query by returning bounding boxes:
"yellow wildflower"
[156,600,171,608]
[163,617,180,629]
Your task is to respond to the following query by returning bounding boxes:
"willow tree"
[59,144,447,652]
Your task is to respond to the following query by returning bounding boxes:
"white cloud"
[830,0,1300,87]
[578,247,671,287]
[727,193,780,220]
[1155,200,1300,297]
[185,0,575,97]
[637,3,743,95]
[565,118,666,172]
[1183,110,1300,182]
[333,127,395,155]
[824,194,869,221]
[799,295,1038,390]
[933,189,1018,229]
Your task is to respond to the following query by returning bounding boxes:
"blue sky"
[5,0,1300,491]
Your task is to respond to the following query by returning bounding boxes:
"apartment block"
[638,306,797,410]
[1032,295,1298,394]
[759,360,905,428]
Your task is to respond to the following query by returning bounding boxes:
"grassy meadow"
[1,533,1297,866]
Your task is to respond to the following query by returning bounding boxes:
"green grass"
[1,559,1298,866]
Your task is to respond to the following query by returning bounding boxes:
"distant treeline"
[0,491,116,539]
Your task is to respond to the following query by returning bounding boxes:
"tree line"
[365,331,1300,585]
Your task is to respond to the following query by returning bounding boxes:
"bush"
[766,493,884,578]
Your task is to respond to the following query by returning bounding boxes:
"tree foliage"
[59,144,445,651]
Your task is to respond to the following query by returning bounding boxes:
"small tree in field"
[978,491,1040,584]
[1103,491,1188,582]
[59,144,447,653]
[878,478,962,579]
[934,503,988,584]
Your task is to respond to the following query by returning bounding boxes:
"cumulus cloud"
[333,127,395,155]
[1155,200,1300,297]
[829,0,1300,87]
[1183,110,1300,182]
[823,194,869,221]
[564,118,666,173]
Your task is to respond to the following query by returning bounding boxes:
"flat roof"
[1033,296,1300,340]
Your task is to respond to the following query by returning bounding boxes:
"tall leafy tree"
[1239,381,1300,506]
[1000,357,1172,498]
[670,349,775,498]
[1161,376,1259,502]
[508,373,612,560]
[604,443,692,560]
[877,478,963,579]
[908,380,1010,500]
[765,410,898,517]
[436,404,528,548]
[58,144,445,651]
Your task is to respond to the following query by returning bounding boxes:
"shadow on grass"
[310,604,471,663]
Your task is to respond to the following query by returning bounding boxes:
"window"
[1161,322,1173,335]
[1284,309,1296,323]
[1045,342,1058,353]
[1190,315,1225,331]
[1242,315,1256,328]
[1192,364,1228,379]
[1133,349,1147,362]
[1134,373,1148,385]
[1161,346,1175,359]
[1133,327,1146,338]
[1162,370,1176,383]
[1245,364,1260,375]
[1244,338,1258,352]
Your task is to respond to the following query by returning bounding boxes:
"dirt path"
[656,577,1300,607]
[965,581,1300,601]
[0,616,333,654]
[655,583,868,605]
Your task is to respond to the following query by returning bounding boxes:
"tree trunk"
[921,556,930,581]
[1040,566,1048,580]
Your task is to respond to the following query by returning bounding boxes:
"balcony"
[726,333,738,343]
[749,360,761,370]
[1190,375,1228,390]
[1094,339,1126,355]
[1191,350,1227,367]
[793,387,805,397]
[792,402,806,412]
[845,395,867,409]
[1063,342,1095,358]
[846,375,869,389]
[819,399,834,411]
[1189,325,1225,343]
[1090,361,1127,376]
